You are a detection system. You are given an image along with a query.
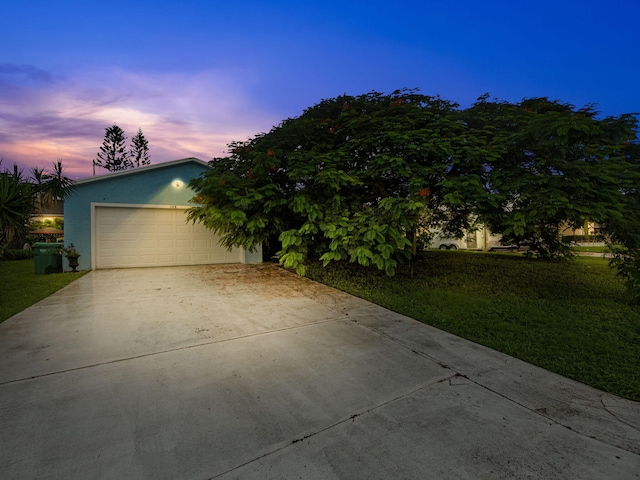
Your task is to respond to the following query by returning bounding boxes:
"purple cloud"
[0,64,56,86]
[0,65,281,178]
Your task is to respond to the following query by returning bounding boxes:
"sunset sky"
[2,0,639,179]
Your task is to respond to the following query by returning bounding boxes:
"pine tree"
[130,128,150,167]
[94,124,132,172]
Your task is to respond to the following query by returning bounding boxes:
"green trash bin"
[33,242,63,275]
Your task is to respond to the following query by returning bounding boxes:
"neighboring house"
[560,221,602,241]
[32,201,64,219]
[30,201,64,243]
[64,157,262,271]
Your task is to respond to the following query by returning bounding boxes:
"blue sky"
[1,0,639,178]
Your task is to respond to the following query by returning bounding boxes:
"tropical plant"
[1,159,75,254]
[42,160,75,204]
[0,163,35,250]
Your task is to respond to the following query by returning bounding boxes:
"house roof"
[73,157,210,186]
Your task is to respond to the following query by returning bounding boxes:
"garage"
[94,205,242,269]
[63,158,262,271]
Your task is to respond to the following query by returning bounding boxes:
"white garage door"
[95,206,242,269]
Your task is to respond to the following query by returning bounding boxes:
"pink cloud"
[0,65,280,179]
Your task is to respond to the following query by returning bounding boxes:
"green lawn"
[572,245,611,253]
[0,259,87,323]
[306,251,640,401]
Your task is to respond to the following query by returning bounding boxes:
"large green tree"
[188,90,639,280]
[463,96,640,259]
[189,90,490,275]
[599,138,640,301]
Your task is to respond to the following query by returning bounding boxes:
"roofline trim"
[73,157,210,185]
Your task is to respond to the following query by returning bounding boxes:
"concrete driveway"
[1,264,638,479]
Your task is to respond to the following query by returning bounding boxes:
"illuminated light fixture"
[173,180,183,188]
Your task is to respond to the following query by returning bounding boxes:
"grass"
[572,245,611,253]
[0,259,87,323]
[306,251,640,401]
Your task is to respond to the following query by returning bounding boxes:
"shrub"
[2,249,34,260]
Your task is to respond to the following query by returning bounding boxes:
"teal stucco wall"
[64,158,261,271]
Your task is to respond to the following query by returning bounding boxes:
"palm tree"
[31,166,47,214]
[40,160,75,206]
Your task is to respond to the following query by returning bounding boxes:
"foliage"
[31,160,75,212]
[30,165,47,213]
[94,124,151,173]
[600,142,640,302]
[190,90,470,275]
[61,243,80,258]
[465,96,640,260]
[1,160,74,252]
[41,160,75,204]
[1,249,34,260]
[188,89,639,279]
[306,251,640,401]
[130,128,151,167]
[94,124,132,172]
[0,259,87,323]
[609,243,640,304]
[29,217,64,231]
[0,164,35,249]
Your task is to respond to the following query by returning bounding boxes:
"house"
[428,226,503,251]
[63,157,262,271]
[29,201,65,243]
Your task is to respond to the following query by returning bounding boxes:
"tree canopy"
[188,89,640,284]
[130,128,151,168]
[94,124,131,172]
[94,125,151,173]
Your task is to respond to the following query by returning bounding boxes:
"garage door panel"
[95,206,242,269]
[176,239,195,248]
[99,239,119,249]
[193,239,209,248]
[138,239,157,249]
[158,225,175,234]
[138,224,158,234]
[115,224,139,234]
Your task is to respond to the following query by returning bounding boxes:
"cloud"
[0,65,281,179]
[0,64,56,86]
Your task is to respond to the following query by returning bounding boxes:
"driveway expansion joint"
[0,317,345,387]
[354,318,640,456]
[600,396,640,433]
[207,375,458,479]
